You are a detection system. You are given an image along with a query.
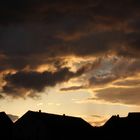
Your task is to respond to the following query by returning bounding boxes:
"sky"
[0,0,140,126]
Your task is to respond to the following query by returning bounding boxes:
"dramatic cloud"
[87,57,140,87]
[0,0,140,101]
[1,67,85,98]
[93,87,140,105]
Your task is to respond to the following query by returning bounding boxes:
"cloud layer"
[2,67,85,98]
[0,0,140,105]
[94,87,140,105]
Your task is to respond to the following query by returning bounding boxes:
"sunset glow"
[0,0,140,126]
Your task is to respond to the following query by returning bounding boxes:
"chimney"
[39,110,41,113]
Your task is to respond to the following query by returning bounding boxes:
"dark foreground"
[1,111,140,140]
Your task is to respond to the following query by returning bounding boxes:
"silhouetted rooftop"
[128,112,140,118]
[0,112,13,140]
[13,110,93,140]
[15,110,92,126]
[0,112,13,125]
[2,111,140,140]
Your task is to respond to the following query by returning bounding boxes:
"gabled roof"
[0,112,13,140]
[0,112,13,125]
[103,115,121,127]
[104,112,140,128]
[15,110,93,129]
[13,111,94,140]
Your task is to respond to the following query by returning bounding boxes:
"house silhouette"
[13,111,93,140]
[1,111,140,140]
[101,112,140,139]
[0,112,13,140]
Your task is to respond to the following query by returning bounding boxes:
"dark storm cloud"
[0,0,139,60]
[0,0,140,98]
[2,67,85,98]
[0,26,122,72]
[0,0,140,23]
